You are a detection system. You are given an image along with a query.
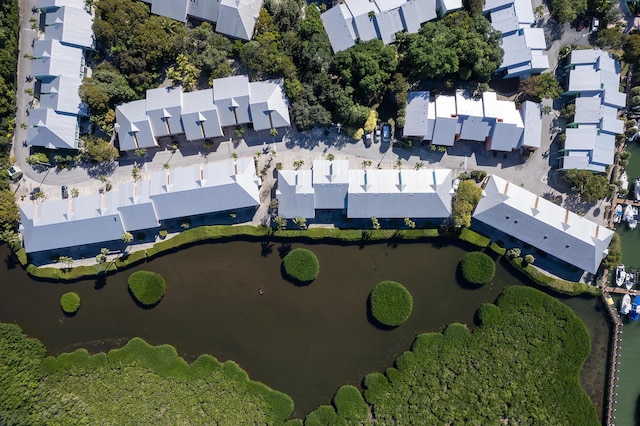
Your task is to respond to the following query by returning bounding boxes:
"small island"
[369,281,413,327]
[282,248,320,285]
[128,271,167,306]
[60,292,80,315]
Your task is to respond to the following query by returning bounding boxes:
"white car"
[591,18,600,33]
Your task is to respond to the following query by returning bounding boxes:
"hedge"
[369,281,414,326]
[128,271,167,306]
[114,250,147,268]
[506,257,601,296]
[458,228,491,248]
[460,252,496,285]
[282,248,320,284]
[60,292,80,314]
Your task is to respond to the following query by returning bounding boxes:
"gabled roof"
[145,86,184,137]
[44,5,94,49]
[116,180,160,231]
[149,158,260,220]
[216,0,262,40]
[437,0,462,13]
[249,79,291,131]
[37,0,86,11]
[401,0,436,33]
[39,75,87,116]
[115,99,156,151]
[321,4,357,53]
[213,75,251,126]
[27,108,79,149]
[186,0,221,22]
[347,169,452,218]
[473,175,614,273]
[313,160,349,209]
[32,39,83,78]
[276,170,316,218]
[376,8,405,44]
[149,0,189,22]
[20,193,125,253]
[181,89,223,140]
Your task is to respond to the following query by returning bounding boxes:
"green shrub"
[458,228,490,247]
[460,252,495,285]
[333,385,368,422]
[506,256,600,296]
[60,292,80,314]
[282,248,320,284]
[128,271,167,306]
[369,281,413,326]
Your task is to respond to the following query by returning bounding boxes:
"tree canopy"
[519,73,562,101]
[452,179,482,228]
[564,169,612,202]
[548,0,587,22]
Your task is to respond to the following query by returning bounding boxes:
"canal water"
[0,240,609,419]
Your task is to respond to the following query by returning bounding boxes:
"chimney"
[133,182,137,197]
[534,195,539,210]
[67,197,73,216]
[200,167,204,181]
[564,209,569,224]
[234,161,238,175]
[166,171,170,186]
[503,181,509,195]
[101,193,105,210]
[595,225,600,239]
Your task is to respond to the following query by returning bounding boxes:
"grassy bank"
[20,225,597,297]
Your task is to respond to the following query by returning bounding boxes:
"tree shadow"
[260,240,274,257]
[94,275,107,290]
[5,253,16,270]
[84,161,117,179]
[278,243,291,258]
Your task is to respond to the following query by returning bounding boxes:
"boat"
[621,294,632,315]
[620,171,629,193]
[630,295,640,321]
[626,272,634,290]
[624,204,635,223]
[616,264,627,287]
[614,204,623,223]
[631,207,639,230]
[635,179,640,201]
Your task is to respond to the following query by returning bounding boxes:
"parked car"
[382,124,391,142]
[61,185,68,199]
[375,128,381,143]
[7,165,22,181]
[591,17,600,33]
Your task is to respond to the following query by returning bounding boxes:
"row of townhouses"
[28,0,93,150]
[403,90,542,151]
[114,76,291,151]
[561,49,626,172]
[19,158,614,275]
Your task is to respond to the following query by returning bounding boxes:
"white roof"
[347,169,452,218]
[28,108,79,149]
[520,101,542,148]
[376,8,405,44]
[116,180,160,231]
[593,133,615,166]
[513,0,535,23]
[276,170,316,218]
[39,75,86,116]
[483,0,513,12]
[44,5,94,49]
[20,193,125,253]
[522,27,546,49]
[321,4,357,53]
[149,158,260,220]
[216,0,262,40]
[145,86,184,137]
[401,0,436,33]
[150,0,189,22]
[213,75,251,126]
[574,96,601,123]
[181,89,223,140]
[249,79,291,131]
[312,160,349,209]
[38,0,86,10]
[437,0,462,12]
[565,126,598,150]
[115,99,156,151]
[404,91,431,138]
[489,5,519,35]
[455,90,484,117]
[460,116,490,142]
[32,39,83,78]
[473,174,614,273]
[187,0,220,21]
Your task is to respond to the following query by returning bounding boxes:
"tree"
[166,54,199,91]
[273,215,287,230]
[363,110,378,133]
[0,189,18,232]
[25,152,50,166]
[452,180,482,227]
[293,160,304,170]
[548,0,587,22]
[596,28,627,50]
[121,232,133,243]
[371,217,381,230]
[624,34,640,63]
[564,169,612,202]
[82,136,119,163]
[404,218,416,229]
[292,217,307,229]
[519,73,562,101]
[59,256,73,270]
[96,248,109,264]
[523,254,535,266]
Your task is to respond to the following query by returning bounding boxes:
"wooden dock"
[601,290,623,426]
[603,286,640,296]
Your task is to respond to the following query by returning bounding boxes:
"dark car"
[61,185,68,199]
[382,124,391,142]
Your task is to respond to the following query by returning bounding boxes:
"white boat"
[635,179,640,201]
[631,207,639,230]
[624,204,635,223]
[620,171,629,192]
[626,272,634,290]
[616,265,626,287]
[621,294,632,315]
[614,204,623,223]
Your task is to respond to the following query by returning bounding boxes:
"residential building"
[44,5,94,49]
[139,0,262,40]
[483,0,549,79]
[473,174,614,274]
[32,39,84,80]
[115,77,291,151]
[320,0,444,53]
[20,193,125,253]
[403,90,541,151]
[561,49,625,172]
[27,108,80,150]
[276,160,452,220]
[19,158,261,253]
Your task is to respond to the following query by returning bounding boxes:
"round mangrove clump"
[282,248,320,284]
[60,292,80,314]
[460,251,496,285]
[369,281,413,327]
[128,271,167,306]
